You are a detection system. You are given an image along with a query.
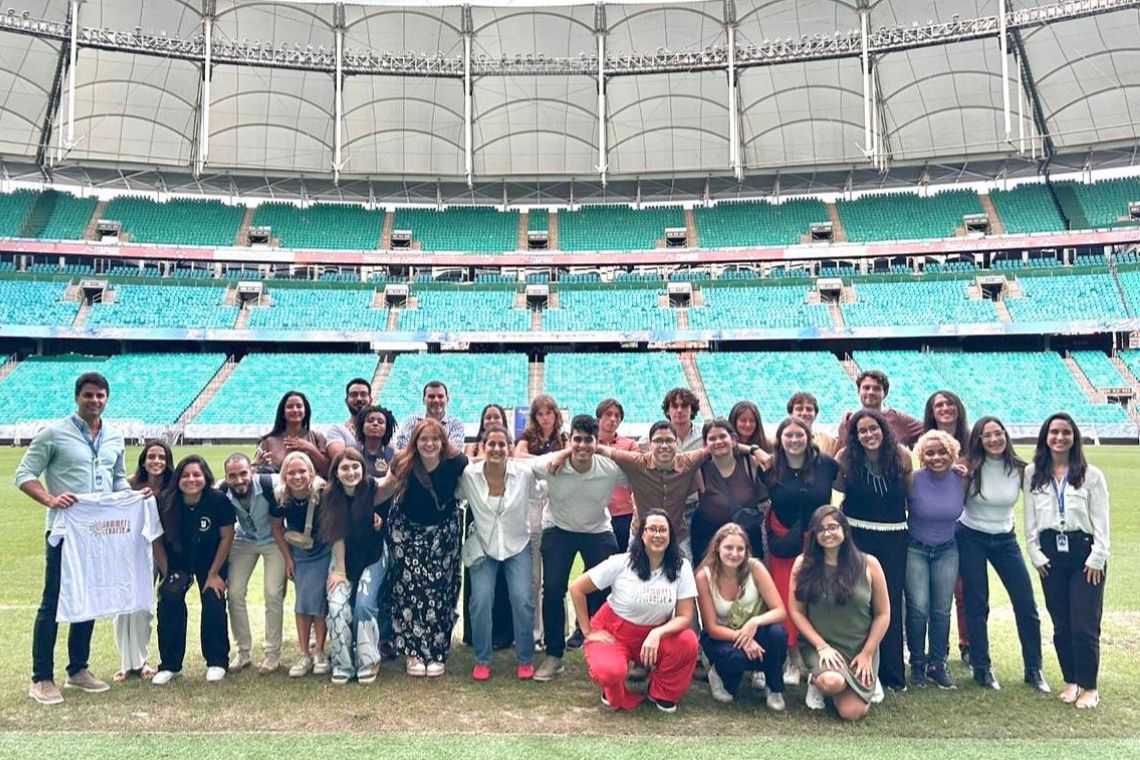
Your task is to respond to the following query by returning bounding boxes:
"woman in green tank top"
[790,506,890,720]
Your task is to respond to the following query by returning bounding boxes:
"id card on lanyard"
[71,416,106,490]
[1051,469,1069,554]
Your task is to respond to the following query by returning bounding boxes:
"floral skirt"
[387,509,462,663]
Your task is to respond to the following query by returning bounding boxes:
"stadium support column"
[595,4,608,187]
[1000,0,1010,141]
[463,5,474,189]
[860,5,871,160]
[333,8,344,183]
[725,0,742,183]
[196,8,213,177]
[66,0,78,151]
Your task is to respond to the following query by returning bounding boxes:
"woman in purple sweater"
[905,430,966,689]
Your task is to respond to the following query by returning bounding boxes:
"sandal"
[1075,690,1100,709]
[112,670,130,683]
[140,664,158,680]
[1059,684,1082,704]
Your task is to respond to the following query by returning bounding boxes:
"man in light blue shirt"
[16,371,130,705]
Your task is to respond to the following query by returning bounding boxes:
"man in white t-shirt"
[325,378,372,459]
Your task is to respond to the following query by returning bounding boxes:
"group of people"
[19,368,1110,718]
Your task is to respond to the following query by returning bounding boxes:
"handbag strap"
[301,495,316,537]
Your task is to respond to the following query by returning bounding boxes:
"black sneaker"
[648,695,677,713]
[973,668,1001,690]
[1024,669,1051,694]
[600,692,611,708]
[926,665,956,690]
[565,629,585,651]
[910,664,929,687]
[960,646,971,668]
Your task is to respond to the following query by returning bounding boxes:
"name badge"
[94,473,105,489]
[1055,533,1069,554]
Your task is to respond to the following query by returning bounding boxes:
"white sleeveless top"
[703,563,761,626]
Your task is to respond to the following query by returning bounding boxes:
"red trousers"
[766,512,803,647]
[584,603,699,711]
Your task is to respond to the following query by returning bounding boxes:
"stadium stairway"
[994,299,1013,322]
[528,359,544,400]
[1062,353,1106,403]
[825,202,847,243]
[72,301,90,328]
[381,211,394,249]
[517,213,529,250]
[548,212,559,250]
[236,207,256,246]
[176,357,238,426]
[841,355,861,382]
[0,354,20,383]
[371,353,395,398]
[1108,355,1140,425]
[828,301,845,328]
[979,194,1006,235]
[684,208,698,248]
[680,351,714,419]
[676,309,689,330]
[83,200,108,241]
[20,191,58,238]
[1052,183,1087,230]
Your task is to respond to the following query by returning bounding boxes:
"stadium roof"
[0,0,1138,204]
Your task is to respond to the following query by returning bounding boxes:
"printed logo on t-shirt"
[639,586,676,607]
[88,519,131,538]
[199,515,212,533]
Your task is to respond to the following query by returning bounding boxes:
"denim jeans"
[469,545,535,666]
[328,549,388,676]
[700,623,788,695]
[956,524,1042,673]
[905,537,958,669]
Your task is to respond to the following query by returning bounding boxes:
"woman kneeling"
[789,506,889,720]
[570,509,699,713]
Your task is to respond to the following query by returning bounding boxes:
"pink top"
[600,434,639,517]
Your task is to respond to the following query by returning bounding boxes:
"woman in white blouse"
[1024,413,1110,710]
[569,508,700,714]
[457,425,539,682]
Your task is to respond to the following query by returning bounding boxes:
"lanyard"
[70,415,104,460]
[1050,468,1068,526]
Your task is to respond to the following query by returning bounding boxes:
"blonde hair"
[915,429,961,464]
[275,451,326,509]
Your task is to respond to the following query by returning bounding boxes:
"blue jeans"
[956,524,1042,673]
[327,549,388,675]
[469,546,535,666]
[905,537,958,669]
[700,624,787,695]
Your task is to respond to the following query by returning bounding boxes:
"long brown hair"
[794,506,865,606]
[1029,413,1087,491]
[766,416,821,488]
[729,400,771,453]
[158,455,215,555]
[391,417,462,485]
[520,394,566,453]
[318,449,378,545]
[700,522,753,594]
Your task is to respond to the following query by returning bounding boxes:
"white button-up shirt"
[457,459,538,561]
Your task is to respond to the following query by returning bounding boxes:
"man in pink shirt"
[595,398,639,552]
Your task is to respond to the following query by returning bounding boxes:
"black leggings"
[850,526,907,689]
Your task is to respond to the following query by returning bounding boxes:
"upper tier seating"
[196,353,381,427]
[1062,177,1140,228]
[394,208,519,253]
[837,190,984,242]
[1112,269,1140,315]
[689,285,831,330]
[843,281,996,327]
[31,192,99,240]
[398,289,529,333]
[0,280,78,326]
[544,352,690,425]
[0,190,36,237]
[251,203,384,250]
[102,197,244,246]
[86,285,237,330]
[381,352,529,425]
[558,205,684,251]
[693,199,830,248]
[1005,274,1128,323]
[1071,351,1130,390]
[988,185,1067,233]
[0,353,226,424]
[543,289,675,332]
[853,350,1130,426]
[528,209,550,231]
[697,351,857,427]
[248,288,389,332]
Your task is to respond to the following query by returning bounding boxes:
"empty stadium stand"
[558,205,685,251]
[1004,274,1128,323]
[543,287,676,332]
[398,288,529,333]
[837,190,984,242]
[394,208,519,253]
[688,284,832,330]
[248,287,389,332]
[85,285,238,330]
[693,199,830,248]
[102,197,245,246]
[544,352,690,425]
[251,203,384,250]
[842,281,997,327]
[381,352,529,425]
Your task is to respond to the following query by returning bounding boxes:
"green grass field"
[1,445,1136,758]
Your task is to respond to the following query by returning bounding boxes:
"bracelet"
[749,445,760,454]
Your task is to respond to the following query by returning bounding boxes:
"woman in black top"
[833,409,913,692]
[514,395,567,457]
[762,416,839,686]
[694,418,769,565]
[378,417,469,677]
[322,449,389,685]
[153,455,235,685]
[354,404,396,479]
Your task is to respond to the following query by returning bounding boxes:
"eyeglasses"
[816,524,843,535]
[642,526,669,536]
[650,437,677,446]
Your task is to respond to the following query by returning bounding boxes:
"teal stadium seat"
[694,199,829,248]
[382,352,528,425]
[842,281,997,327]
[688,285,831,330]
[248,288,389,332]
[544,288,675,332]
[558,205,684,251]
[1115,270,1140,315]
[988,186,1066,233]
[398,289,529,333]
[394,207,519,253]
[837,190,984,242]
[0,190,36,237]
[252,203,384,250]
[0,280,79,326]
[1005,274,1128,323]
[29,192,99,240]
[103,196,244,246]
[1071,351,1130,390]
[85,285,238,330]
[544,352,690,425]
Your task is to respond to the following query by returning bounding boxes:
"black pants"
[956,524,1042,672]
[1039,530,1104,689]
[32,533,94,683]
[851,526,906,689]
[611,514,633,554]
[157,563,230,672]
[541,527,617,658]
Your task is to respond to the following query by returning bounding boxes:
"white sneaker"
[312,652,330,676]
[766,691,786,711]
[751,670,767,692]
[152,670,180,686]
[871,678,885,704]
[425,662,445,677]
[783,661,802,687]
[205,667,225,683]
[707,665,733,703]
[805,681,825,710]
[288,655,313,678]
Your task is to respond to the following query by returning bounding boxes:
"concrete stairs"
[548,291,559,308]
[1110,354,1140,392]
[0,354,21,382]
[386,308,400,331]
[825,202,847,243]
[683,208,698,248]
[827,301,846,328]
[518,212,529,251]
[690,288,705,307]
[72,301,91,328]
[20,191,58,238]
[679,352,714,419]
[676,309,689,329]
[371,289,387,309]
[176,357,238,425]
[840,355,861,383]
[1005,278,1025,298]
[83,200,108,241]
[530,309,542,331]
[234,306,251,329]
[236,206,256,246]
[1062,353,1107,403]
[993,300,1013,323]
[527,359,544,400]
[978,193,1006,235]
[515,290,527,308]
[381,210,394,249]
[548,212,559,251]
[371,353,395,396]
